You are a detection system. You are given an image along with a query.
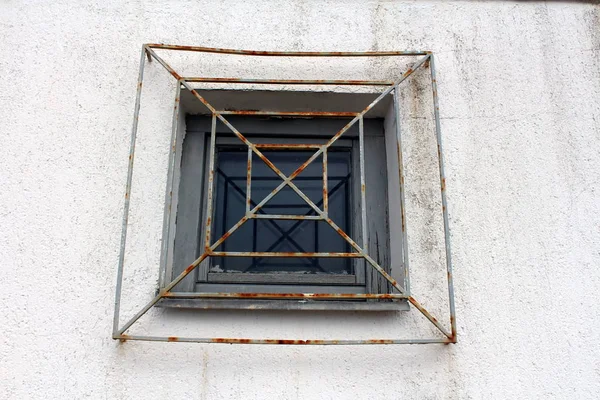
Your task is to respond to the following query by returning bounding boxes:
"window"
[113,45,456,344]
[162,108,405,311]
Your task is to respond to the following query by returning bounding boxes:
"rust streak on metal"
[167,336,179,342]
[221,110,357,117]
[146,44,430,57]
[184,264,196,274]
[209,251,361,258]
[366,339,395,344]
[182,77,395,86]
[401,210,406,232]
[255,143,322,149]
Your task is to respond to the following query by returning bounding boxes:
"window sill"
[157,298,409,312]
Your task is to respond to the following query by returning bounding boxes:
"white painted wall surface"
[1,1,599,398]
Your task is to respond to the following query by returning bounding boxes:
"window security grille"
[113,44,457,345]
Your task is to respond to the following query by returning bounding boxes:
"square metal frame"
[113,44,456,345]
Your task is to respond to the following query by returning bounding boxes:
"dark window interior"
[211,148,353,275]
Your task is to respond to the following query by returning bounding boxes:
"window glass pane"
[211,149,352,275]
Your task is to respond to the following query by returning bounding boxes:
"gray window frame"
[159,115,401,310]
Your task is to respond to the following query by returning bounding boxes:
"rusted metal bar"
[144,45,183,80]
[217,110,358,117]
[250,214,323,220]
[209,252,362,258]
[359,117,368,254]
[113,45,147,338]
[255,143,323,149]
[393,85,411,295]
[408,296,453,339]
[204,114,218,251]
[183,77,395,86]
[430,54,457,342]
[246,147,252,214]
[209,215,249,252]
[146,44,431,57]
[118,335,451,345]
[163,292,408,300]
[322,148,328,216]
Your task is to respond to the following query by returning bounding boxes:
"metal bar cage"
[113,44,456,345]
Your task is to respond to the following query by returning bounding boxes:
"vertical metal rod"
[222,179,229,255]
[322,148,328,216]
[246,147,252,215]
[252,219,258,269]
[393,85,411,296]
[204,114,218,251]
[358,117,368,254]
[429,54,457,341]
[316,153,322,258]
[159,80,182,288]
[112,46,147,338]
[358,117,369,287]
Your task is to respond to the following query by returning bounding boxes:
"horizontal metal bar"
[207,272,356,285]
[254,143,324,149]
[209,251,361,258]
[163,292,408,300]
[118,334,450,345]
[217,110,358,117]
[146,44,431,57]
[249,214,323,221]
[182,77,395,86]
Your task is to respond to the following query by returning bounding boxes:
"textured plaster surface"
[1,1,600,399]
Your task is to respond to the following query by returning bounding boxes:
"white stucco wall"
[1,1,599,399]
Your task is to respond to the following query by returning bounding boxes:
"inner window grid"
[210,148,353,275]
